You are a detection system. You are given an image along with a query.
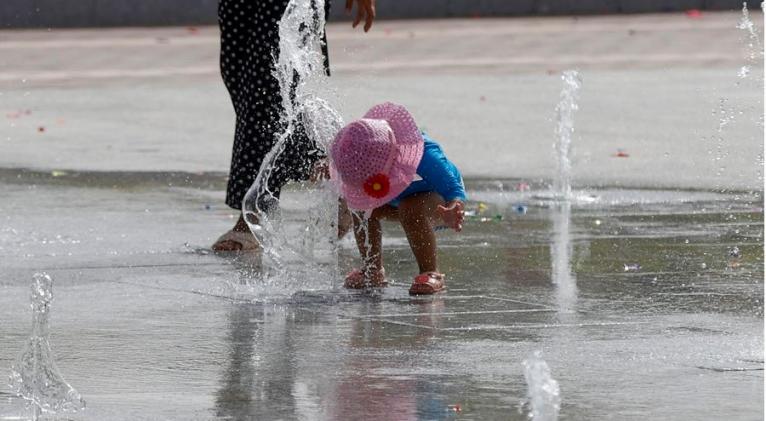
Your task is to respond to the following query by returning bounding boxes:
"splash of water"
[550,71,580,312]
[736,2,763,78]
[551,201,576,313]
[710,4,763,192]
[553,70,582,200]
[522,351,561,421]
[242,0,342,289]
[8,273,85,418]
[713,98,733,179]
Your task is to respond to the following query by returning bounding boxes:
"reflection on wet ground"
[0,171,762,420]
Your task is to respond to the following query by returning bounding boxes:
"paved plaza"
[0,10,763,421]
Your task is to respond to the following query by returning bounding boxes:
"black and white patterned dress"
[218,0,330,210]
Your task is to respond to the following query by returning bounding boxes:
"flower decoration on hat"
[363,173,390,198]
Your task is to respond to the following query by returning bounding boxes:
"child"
[330,102,466,295]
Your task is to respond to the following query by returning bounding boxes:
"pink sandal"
[344,267,387,289]
[409,272,446,295]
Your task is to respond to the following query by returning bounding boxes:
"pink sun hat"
[330,102,425,210]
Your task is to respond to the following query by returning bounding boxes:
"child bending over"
[329,102,466,295]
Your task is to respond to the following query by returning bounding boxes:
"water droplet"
[738,66,751,79]
[728,246,741,258]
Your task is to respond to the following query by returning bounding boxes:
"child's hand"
[437,200,465,232]
[310,160,330,183]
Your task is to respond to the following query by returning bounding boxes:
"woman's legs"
[214,0,261,251]
[214,0,328,251]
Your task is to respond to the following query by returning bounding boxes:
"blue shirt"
[388,133,467,207]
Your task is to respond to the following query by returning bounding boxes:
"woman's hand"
[346,0,376,32]
[436,199,465,232]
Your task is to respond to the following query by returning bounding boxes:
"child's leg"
[351,205,398,281]
[397,192,445,274]
[352,211,383,275]
[338,198,353,239]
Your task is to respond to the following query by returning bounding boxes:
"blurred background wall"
[1,0,760,28]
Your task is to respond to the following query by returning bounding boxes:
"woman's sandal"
[211,229,261,252]
[344,267,387,289]
[409,272,446,295]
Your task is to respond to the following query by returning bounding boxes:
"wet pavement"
[0,171,762,420]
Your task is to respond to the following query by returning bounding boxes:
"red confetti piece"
[449,404,462,412]
[614,150,629,158]
[187,26,199,34]
[6,109,29,119]
[685,9,702,18]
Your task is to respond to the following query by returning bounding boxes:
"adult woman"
[213,0,376,251]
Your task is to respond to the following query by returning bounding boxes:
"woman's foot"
[212,214,260,252]
[344,267,387,289]
[409,272,445,295]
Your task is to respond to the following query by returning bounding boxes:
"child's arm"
[417,137,467,231]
